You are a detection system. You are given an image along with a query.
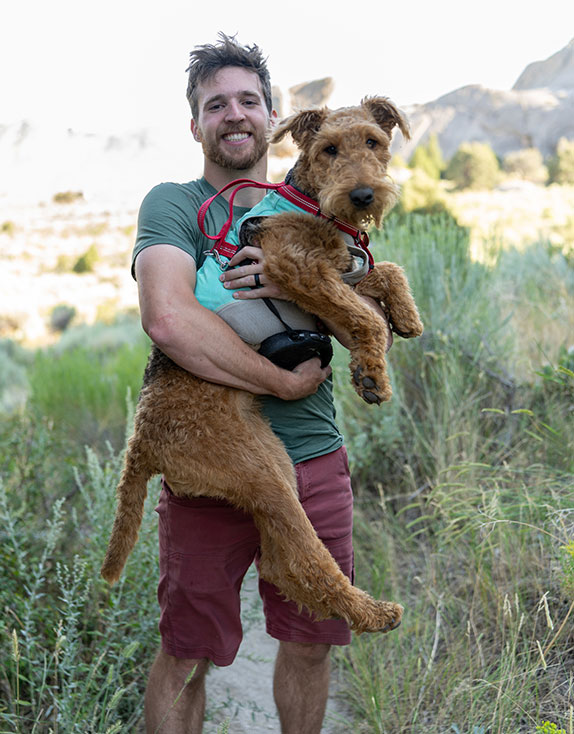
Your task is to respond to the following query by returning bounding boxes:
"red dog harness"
[197,178,375,268]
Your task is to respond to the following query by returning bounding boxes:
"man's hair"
[186,33,273,119]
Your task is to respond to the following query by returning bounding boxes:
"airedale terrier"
[101,97,423,634]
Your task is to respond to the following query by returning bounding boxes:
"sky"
[4,0,574,136]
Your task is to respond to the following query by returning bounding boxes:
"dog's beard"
[319,177,400,228]
[201,128,269,171]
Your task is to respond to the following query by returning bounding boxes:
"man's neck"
[203,158,269,208]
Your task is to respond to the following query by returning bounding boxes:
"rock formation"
[399,38,574,160]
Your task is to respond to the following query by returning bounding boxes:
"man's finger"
[227,246,263,267]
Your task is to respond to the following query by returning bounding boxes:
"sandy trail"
[203,566,351,733]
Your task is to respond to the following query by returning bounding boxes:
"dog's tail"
[100,440,155,584]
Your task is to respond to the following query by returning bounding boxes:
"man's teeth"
[224,133,250,141]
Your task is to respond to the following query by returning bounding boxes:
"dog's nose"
[350,187,374,208]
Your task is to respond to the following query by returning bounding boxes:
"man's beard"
[201,128,269,170]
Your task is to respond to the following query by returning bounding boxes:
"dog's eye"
[366,138,378,149]
[324,145,337,156]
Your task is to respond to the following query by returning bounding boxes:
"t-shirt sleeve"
[131,183,202,279]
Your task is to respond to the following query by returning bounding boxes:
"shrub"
[503,147,548,183]
[547,137,574,185]
[445,141,500,190]
[409,133,445,180]
[72,243,99,274]
[53,190,84,204]
[49,304,76,332]
[1,220,16,236]
[399,169,449,214]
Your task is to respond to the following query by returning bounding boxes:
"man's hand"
[220,246,288,299]
[279,357,332,401]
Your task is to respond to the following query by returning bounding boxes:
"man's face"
[191,66,272,170]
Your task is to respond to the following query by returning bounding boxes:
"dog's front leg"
[356,262,423,339]
[260,215,392,404]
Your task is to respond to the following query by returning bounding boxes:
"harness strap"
[197,178,374,268]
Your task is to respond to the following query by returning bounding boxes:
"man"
[134,34,391,734]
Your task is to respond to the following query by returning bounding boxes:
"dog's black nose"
[350,187,374,208]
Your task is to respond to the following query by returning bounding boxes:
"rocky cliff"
[399,38,574,160]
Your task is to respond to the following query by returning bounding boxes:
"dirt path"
[203,566,352,733]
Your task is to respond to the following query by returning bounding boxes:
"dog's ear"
[361,96,410,141]
[270,108,329,147]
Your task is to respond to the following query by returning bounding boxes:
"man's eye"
[366,138,378,149]
[324,145,337,156]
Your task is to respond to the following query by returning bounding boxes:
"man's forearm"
[145,303,328,400]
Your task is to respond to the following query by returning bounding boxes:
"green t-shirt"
[132,178,343,465]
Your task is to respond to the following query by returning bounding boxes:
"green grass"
[330,212,574,732]
[0,211,572,731]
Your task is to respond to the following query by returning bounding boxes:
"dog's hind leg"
[164,401,403,634]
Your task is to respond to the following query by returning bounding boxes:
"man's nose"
[225,99,245,122]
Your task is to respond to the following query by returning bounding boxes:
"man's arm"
[135,245,330,400]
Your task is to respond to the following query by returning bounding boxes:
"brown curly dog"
[101,97,423,634]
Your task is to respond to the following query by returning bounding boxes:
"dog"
[101,97,423,634]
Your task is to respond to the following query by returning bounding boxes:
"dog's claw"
[363,390,381,405]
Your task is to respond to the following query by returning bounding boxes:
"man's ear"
[361,97,410,141]
[270,108,328,148]
[191,119,202,142]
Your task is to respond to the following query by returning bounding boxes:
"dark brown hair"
[186,33,272,119]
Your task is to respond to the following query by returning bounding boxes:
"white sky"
[3,0,574,136]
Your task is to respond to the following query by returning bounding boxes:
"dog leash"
[197,178,374,267]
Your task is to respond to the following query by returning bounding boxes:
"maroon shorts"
[155,445,354,665]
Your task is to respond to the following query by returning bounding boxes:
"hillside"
[401,38,574,160]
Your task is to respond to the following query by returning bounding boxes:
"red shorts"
[155,446,354,665]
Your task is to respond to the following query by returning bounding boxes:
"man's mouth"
[222,132,251,143]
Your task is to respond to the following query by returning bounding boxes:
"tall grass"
[332,212,574,732]
[26,315,150,450]
[0,212,572,731]
[0,410,161,732]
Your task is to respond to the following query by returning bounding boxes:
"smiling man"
[131,34,390,734]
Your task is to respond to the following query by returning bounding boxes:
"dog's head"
[271,97,410,227]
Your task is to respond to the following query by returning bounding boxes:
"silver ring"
[254,273,261,288]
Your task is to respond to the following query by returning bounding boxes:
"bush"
[1,220,16,236]
[445,141,500,190]
[53,190,84,204]
[0,437,161,733]
[409,133,445,180]
[73,243,99,274]
[399,169,449,214]
[548,138,574,184]
[503,147,548,183]
[49,304,76,332]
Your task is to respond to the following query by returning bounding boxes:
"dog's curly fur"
[101,97,423,634]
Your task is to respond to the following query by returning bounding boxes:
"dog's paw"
[352,365,392,404]
[352,601,404,635]
[390,314,424,339]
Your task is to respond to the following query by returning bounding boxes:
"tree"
[408,133,446,180]
[445,142,500,190]
[548,138,574,185]
[399,169,448,214]
[503,148,547,184]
